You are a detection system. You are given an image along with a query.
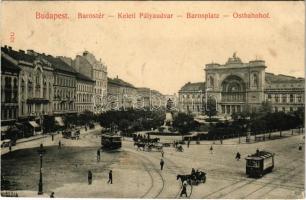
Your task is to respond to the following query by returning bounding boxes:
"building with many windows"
[73,51,107,113]
[2,47,55,119]
[136,87,151,108]
[178,82,206,115]
[41,54,77,116]
[76,73,95,113]
[179,54,304,116]
[265,73,304,112]
[1,52,21,130]
[107,76,137,110]
[1,46,56,135]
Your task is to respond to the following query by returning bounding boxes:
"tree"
[257,101,272,117]
[118,119,130,133]
[293,107,305,130]
[205,97,217,119]
[43,115,55,133]
[64,114,78,128]
[173,113,196,134]
[79,110,94,125]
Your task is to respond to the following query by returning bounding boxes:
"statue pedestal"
[165,112,173,125]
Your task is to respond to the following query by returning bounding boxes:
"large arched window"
[221,75,246,102]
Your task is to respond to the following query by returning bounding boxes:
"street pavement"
[1,125,102,156]
[1,127,304,199]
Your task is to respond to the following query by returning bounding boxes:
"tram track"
[126,149,165,198]
[151,152,192,198]
[139,159,155,198]
[201,156,304,199]
[243,164,304,199]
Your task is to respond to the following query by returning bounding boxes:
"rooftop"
[76,73,95,83]
[1,46,77,74]
[1,55,21,72]
[265,72,304,83]
[107,77,136,88]
[179,82,206,92]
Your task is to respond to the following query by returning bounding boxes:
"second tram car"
[245,150,274,178]
[101,134,122,150]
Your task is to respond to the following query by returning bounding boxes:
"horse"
[151,138,160,143]
[134,142,145,151]
[191,171,206,184]
[176,145,184,152]
[176,174,192,185]
[196,171,206,183]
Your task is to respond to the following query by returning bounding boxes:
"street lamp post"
[245,116,251,143]
[37,144,46,195]
[205,88,211,112]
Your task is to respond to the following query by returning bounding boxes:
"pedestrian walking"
[50,192,55,198]
[180,180,188,197]
[235,152,241,161]
[97,149,101,161]
[160,158,164,170]
[210,145,213,154]
[161,150,164,157]
[51,134,54,141]
[58,140,61,149]
[88,170,92,185]
[299,143,302,151]
[9,143,12,152]
[187,139,190,148]
[107,170,113,184]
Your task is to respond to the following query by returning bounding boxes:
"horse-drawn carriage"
[177,170,206,185]
[62,129,80,140]
[175,144,184,152]
[133,136,163,152]
[134,142,163,152]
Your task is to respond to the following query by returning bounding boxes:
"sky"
[1,1,304,95]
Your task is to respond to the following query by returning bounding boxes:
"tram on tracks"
[101,133,122,150]
[245,150,274,178]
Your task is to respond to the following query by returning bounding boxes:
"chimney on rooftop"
[27,49,37,56]
[19,50,25,54]
[8,46,12,50]
[83,51,88,56]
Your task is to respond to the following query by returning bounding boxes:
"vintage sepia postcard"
[0,0,305,199]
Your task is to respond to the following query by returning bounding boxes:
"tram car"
[245,150,274,178]
[101,134,122,150]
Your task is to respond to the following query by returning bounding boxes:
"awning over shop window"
[55,117,65,127]
[29,121,40,128]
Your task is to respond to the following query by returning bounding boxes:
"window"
[290,94,294,103]
[275,95,279,102]
[297,95,302,103]
[268,94,271,99]
[282,107,286,112]
[222,105,225,113]
[290,107,293,112]
[282,94,287,103]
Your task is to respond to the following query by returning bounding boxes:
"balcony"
[26,98,49,104]
[221,92,246,102]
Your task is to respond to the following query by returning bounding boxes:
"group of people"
[190,168,203,181]
[133,134,148,142]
